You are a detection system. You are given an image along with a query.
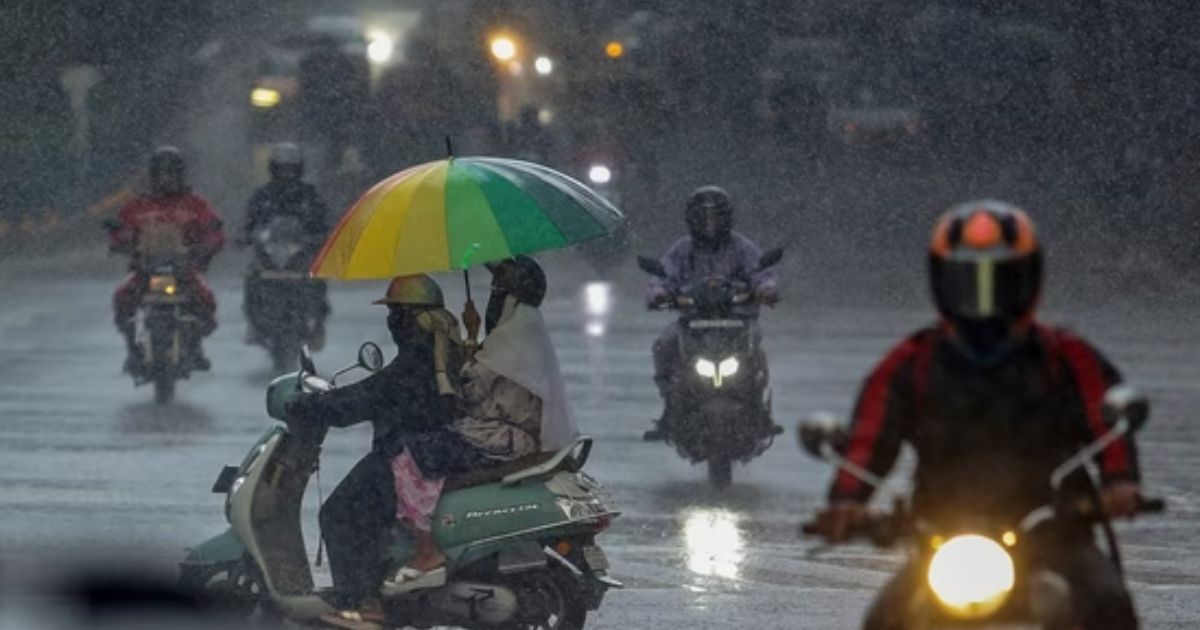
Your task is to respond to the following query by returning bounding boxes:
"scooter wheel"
[506,570,587,630]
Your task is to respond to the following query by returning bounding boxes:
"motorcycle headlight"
[718,357,739,377]
[695,358,716,378]
[149,275,178,295]
[588,164,612,185]
[927,534,1014,618]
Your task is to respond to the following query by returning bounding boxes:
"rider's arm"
[305,185,333,235]
[188,196,226,266]
[294,364,394,428]
[108,200,140,254]
[1057,331,1141,484]
[737,236,778,295]
[647,239,688,305]
[827,335,922,503]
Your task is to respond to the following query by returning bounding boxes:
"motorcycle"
[244,215,327,370]
[179,344,621,629]
[637,248,785,487]
[107,220,203,405]
[797,385,1165,629]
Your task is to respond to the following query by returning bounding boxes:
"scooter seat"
[443,451,556,492]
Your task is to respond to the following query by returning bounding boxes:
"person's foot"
[189,347,211,371]
[320,598,384,630]
[122,353,144,375]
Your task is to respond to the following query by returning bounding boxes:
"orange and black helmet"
[929,199,1041,326]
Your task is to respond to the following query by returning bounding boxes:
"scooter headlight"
[718,357,739,377]
[927,534,1014,618]
[695,358,716,378]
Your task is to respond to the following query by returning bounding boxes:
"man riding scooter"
[806,200,1145,629]
[109,146,225,372]
[242,142,331,349]
[644,186,779,440]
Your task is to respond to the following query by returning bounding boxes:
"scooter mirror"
[757,247,784,271]
[299,345,317,375]
[358,342,384,373]
[637,255,668,278]
[796,412,847,459]
[1103,385,1149,433]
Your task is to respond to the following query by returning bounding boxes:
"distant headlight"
[588,165,612,185]
[695,358,716,378]
[927,534,1014,618]
[367,33,394,64]
[251,87,281,109]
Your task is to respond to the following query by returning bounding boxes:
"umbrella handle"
[462,298,481,348]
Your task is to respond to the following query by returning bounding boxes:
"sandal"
[380,565,447,595]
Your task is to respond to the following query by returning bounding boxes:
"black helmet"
[929,199,1042,365]
[148,146,187,196]
[685,185,734,248]
[485,255,547,333]
[268,142,304,182]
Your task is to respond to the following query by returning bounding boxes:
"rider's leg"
[319,452,396,605]
[1048,543,1138,630]
[388,449,447,573]
[113,273,142,372]
[647,321,681,439]
[862,560,921,630]
[242,272,262,344]
[185,272,217,370]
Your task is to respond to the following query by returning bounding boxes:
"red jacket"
[110,192,225,271]
[830,324,1140,526]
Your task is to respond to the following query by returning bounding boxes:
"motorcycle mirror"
[299,345,317,376]
[1103,385,1149,433]
[757,247,784,271]
[796,412,847,460]
[358,342,384,373]
[637,255,668,278]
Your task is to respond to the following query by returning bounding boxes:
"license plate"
[581,545,609,571]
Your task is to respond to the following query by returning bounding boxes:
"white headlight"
[695,358,716,378]
[588,165,612,184]
[535,56,554,75]
[927,534,1014,618]
[718,357,739,377]
[584,282,611,316]
[367,34,394,63]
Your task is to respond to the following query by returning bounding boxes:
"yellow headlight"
[250,87,281,109]
[927,534,1014,618]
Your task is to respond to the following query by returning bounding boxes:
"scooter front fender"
[181,527,245,567]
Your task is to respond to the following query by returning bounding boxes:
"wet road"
[1,247,1198,628]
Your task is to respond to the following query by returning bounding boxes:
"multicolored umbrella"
[310,156,625,280]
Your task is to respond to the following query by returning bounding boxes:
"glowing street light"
[534,56,554,75]
[605,41,624,59]
[490,36,517,62]
[367,33,395,64]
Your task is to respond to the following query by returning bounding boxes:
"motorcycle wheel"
[505,570,587,630]
[707,458,733,488]
[151,352,175,405]
[177,561,274,621]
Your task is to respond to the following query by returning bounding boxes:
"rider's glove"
[647,287,671,309]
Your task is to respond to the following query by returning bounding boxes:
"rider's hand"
[757,287,780,306]
[1102,480,1142,519]
[647,288,671,309]
[285,394,321,421]
[807,501,868,543]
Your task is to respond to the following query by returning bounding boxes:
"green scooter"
[179,343,620,628]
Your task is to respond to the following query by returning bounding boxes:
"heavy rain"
[1,1,1197,629]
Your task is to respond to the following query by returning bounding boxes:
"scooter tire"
[153,370,175,405]
[505,570,587,630]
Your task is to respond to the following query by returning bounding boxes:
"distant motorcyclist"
[109,146,224,372]
[242,142,331,345]
[807,200,1143,630]
[644,186,778,439]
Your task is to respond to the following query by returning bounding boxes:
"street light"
[367,33,395,64]
[605,41,624,59]
[490,36,517,62]
[534,56,553,76]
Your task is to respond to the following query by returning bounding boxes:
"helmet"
[485,256,547,333]
[148,146,186,196]
[373,274,445,307]
[685,185,734,247]
[268,142,304,182]
[929,199,1041,363]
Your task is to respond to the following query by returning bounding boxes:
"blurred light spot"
[535,56,554,75]
[490,36,517,61]
[588,165,612,185]
[584,282,611,316]
[250,87,281,109]
[537,108,554,125]
[508,61,524,76]
[367,33,395,63]
[605,41,624,59]
[586,321,606,337]
[683,508,744,579]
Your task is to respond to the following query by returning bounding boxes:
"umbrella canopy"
[310,157,625,279]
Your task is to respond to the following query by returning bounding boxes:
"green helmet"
[373,274,444,307]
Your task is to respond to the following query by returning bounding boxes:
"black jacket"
[829,324,1140,527]
[244,180,330,239]
[298,341,456,457]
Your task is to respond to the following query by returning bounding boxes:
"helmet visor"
[931,254,1040,320]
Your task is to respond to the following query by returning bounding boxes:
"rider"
[242,142,331,346]
[644,186,778,440]
[110,146,225,372]
[807,200,1144,630]
[287,275,464,624]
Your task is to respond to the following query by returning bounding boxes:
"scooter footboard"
[181,528,245,567]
